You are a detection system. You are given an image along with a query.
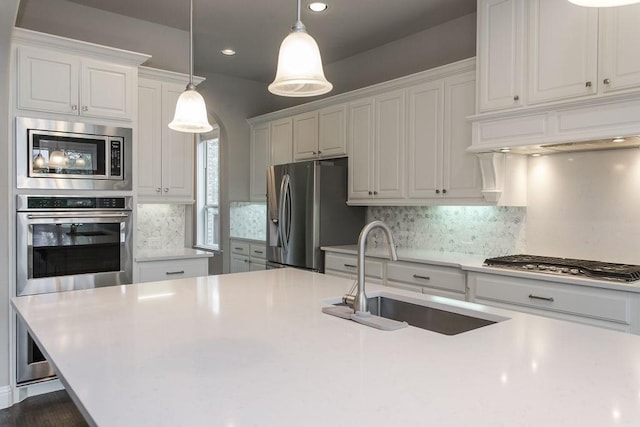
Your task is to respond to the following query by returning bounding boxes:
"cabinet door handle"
[165,270,185,275]
[442,189,447,194]
[244,259,249,263]
[317,150,322,154]
[368,191,373,195]
[373,191,378,195]
[585,81,592,88]
[528,294,554,302]
[253,250,263,254]
[234,247,244,251]
[71,104,78,111]
[435,189,440,194]
[164,188,169,192]
[413,274,430,280]
[155,188,161,192]
[82,106,88,111]
[513,95,519,101]
[603,78,611,85]
[344,263,357,268]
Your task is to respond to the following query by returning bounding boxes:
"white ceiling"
[63,0,476,82]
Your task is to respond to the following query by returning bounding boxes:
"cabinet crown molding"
[12,27,150,66]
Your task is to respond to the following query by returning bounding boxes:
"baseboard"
[12,379,64,406]
[0,385,12,409]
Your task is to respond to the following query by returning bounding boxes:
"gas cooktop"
[483,254,640,283]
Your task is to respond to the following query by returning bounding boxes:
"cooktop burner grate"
[484,254,640,282]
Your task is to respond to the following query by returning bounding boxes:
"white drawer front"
[138,258,209,283]
[230,240,250,255]
[386,262,466,294]
[249,243,266,260]
[475,274,630,324]
[324,253,384,278]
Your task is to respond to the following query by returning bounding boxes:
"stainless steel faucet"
[345,220,398,314]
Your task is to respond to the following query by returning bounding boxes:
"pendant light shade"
[168,0,213,134]
[268,0,332,97]
[568,0,640,6]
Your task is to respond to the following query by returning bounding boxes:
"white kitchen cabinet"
[137,258,209,283]
[250,122,270,201]
[324,252,384,284]
[17,45,135,120]
[468,272,637,333]
[476,0,524,112]
[598,5,640,94]
[408,72,482,200]
[527,0,598,105]
[348,90,406,203]
[230,239,267,273]
[138,70,197,203]
[270,117,293,166]
[386,261,467,301]
[293,104,348,161]
[293,111,319,161]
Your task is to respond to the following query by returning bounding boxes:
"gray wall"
[1,0,21,395]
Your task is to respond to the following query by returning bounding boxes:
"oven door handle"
[26,212,130,219]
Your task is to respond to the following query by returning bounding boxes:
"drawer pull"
[253,250,263,254]
[344,263,357,268]
[413,274,430,280]
[165,270,185,275]
[528,294,554,302]
[235,247,244,250]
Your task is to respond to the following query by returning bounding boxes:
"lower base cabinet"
[137,258,209,283]
[386,261,467,301]
[324,252,384,284]
[230,239,266,273]
[468,272,640,333]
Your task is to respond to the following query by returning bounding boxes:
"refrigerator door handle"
[278,174,291,254]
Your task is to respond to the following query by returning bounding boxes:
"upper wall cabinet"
[13,29,149,122]
[408,72,483,201]
[293,104,348,161]
[348,90,406,203]
[250,122,270,201]
[270,117,293,166]
[527,0,598,105]
[138,67,202,203]
[476,0,524,113]
[472,1,640,152]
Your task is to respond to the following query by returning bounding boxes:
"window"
[196,128,220,249]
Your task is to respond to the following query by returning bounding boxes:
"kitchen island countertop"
[11,268,640,426]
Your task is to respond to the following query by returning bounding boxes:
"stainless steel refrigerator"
[266,158,366,272]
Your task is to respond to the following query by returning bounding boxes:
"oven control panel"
[20,196,132,211]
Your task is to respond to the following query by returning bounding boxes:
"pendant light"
[168,0,213,133]
[568,0,640,6]
[33,150,45,170]
[268,0,333,97]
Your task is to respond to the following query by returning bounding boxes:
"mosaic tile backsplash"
[367,206,527,257]
[230,202,266,240]
[137,204,186,250]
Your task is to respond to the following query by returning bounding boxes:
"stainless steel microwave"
[16,117,132,190]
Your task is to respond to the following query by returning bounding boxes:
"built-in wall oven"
[16,195,133,384]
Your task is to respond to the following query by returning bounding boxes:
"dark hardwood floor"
[0,390,88,427]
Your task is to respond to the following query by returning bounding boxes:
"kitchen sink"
[332,295,506,335]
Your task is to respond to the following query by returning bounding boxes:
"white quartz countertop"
[322,245,640,292]
[11,269,640,426]
[135,248,213,262]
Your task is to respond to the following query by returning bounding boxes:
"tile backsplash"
[137,204,186,250]
[230,202,266,240]
[367,206,526,256]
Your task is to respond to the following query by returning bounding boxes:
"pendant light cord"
[188,0,195,88]
[293,0,305,32]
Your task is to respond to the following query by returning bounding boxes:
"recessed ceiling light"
[531,153,541,157]
[308,2,328,12]
[612,137,625,143]
[220,49,236,56]
[500,148,511,153]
